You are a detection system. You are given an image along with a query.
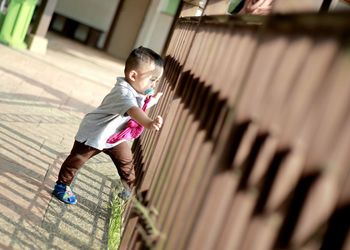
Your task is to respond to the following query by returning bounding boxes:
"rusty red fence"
[120,13,350,250]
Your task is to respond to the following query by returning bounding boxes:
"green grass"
[108,185,127,250]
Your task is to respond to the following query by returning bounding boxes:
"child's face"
[132,62,163,94]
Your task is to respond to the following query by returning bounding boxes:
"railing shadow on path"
[0,117,119,249]
[0,66,95,114]
[0,37,124,248]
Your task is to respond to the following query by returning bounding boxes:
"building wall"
[55,0,120,32]
[135,0,176,54]
[105,0,151,60]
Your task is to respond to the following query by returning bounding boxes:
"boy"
[53,47,164,204]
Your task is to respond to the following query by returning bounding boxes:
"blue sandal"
[53,183,77,205]
[118,188,131,201]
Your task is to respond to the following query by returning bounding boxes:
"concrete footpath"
[0,33,125,249]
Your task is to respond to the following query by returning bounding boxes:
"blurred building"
[40,0,180,59]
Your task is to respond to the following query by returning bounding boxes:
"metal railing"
[120,13,350,250]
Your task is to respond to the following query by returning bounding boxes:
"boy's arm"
[127,106,163,130]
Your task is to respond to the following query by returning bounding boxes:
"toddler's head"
[124,46,164,95]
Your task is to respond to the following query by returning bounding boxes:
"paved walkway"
[0,33,125,249]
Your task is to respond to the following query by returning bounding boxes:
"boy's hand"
[151,115,163,130]
[127,107,163,130]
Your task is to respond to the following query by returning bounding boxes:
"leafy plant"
[108,185,127,249]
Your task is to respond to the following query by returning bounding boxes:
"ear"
[128,70,138,82]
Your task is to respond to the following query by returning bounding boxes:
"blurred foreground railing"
[120,13,350,250]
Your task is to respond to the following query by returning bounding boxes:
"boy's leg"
[54,141,100,204]
[57,141,101,185]
[104,141,135,199]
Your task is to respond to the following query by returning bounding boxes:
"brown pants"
[57,140,135,187]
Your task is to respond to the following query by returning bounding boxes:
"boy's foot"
[53,183,77,205]
[118,188,131,201]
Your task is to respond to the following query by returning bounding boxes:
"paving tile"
[0,32,125,249]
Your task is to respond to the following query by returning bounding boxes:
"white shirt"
[75,77,145,150]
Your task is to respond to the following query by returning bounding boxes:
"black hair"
[124,46,164,76]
